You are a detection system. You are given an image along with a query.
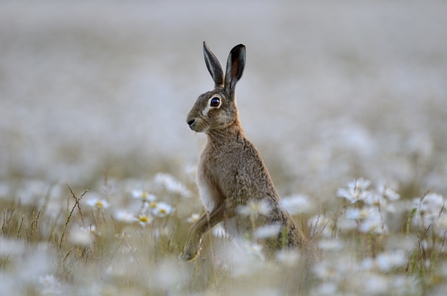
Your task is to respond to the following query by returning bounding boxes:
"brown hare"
[181,42,307,261]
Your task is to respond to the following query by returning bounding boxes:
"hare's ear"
[203,42,224,88]
[224,44,246,98]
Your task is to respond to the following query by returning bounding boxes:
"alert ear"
[224,44,246,98]
[203,42,224,88]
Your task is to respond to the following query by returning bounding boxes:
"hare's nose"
[187,118,195,128]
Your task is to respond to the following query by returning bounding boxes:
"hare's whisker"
[208,132,226,147]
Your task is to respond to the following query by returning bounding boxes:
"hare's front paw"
[180,241,202,261]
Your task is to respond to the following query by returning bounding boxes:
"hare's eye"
[210,97,220,107]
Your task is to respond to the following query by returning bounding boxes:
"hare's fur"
[182,42,308,261]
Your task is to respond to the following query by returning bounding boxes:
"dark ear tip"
[231,44,246,58]
[233,44,245,51]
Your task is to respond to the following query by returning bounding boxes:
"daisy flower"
[38,274,63,295]
[131,190,156,203]
[359,213,388,234]
[239,242,265,261]
[281,194,312,215]
[152,202,174,217]
[135,214,153,227]
[276,249,300,266]
[337,178,371,204]
[345,207,376,220]
[376,182,400,201]
[238,199,272,217]
[317,239,344,251]
[412,193,445,228]
[374,250,407,272]
[254,223,281,239]
[308,214,335,238]
[113,209,136,224]
[154,173,191,198]
[85,198,110,210]
[69,227,94,246]
[187,213,200,224]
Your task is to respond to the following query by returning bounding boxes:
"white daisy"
[281,194,312,215]
[152,202,174,217]
[187,213,200,224]
[337,178,371,204]
[131,190,156,203]
[254,223,282,239]
[113,209,136,223]
[154,173,191,198]
[85,198,110,210]
[135,214,153,227]
[238,199,272,217]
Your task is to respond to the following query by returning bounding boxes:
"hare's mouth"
[187,118,205,133]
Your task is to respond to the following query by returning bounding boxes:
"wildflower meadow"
[1,1,447,295]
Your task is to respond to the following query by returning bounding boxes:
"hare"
[181,42,308,261]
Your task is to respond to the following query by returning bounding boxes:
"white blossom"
[337,178,372,204]
[238,200,272,217]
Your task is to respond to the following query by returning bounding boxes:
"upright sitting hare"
[182,42,307,261]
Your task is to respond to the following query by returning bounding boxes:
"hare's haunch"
[182,42,307,261]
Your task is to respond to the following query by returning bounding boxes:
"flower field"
[1,1,447,295]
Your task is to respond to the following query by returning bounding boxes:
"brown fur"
[181,42,308,261]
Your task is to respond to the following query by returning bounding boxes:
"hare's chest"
[196,167,215,211]
[196,150,233,211]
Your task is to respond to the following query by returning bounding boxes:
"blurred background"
[1,0,446,200]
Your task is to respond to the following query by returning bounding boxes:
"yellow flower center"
[359,209,369,219]
[139,216,149,223]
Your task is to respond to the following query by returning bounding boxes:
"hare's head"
[187,42,246,133]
